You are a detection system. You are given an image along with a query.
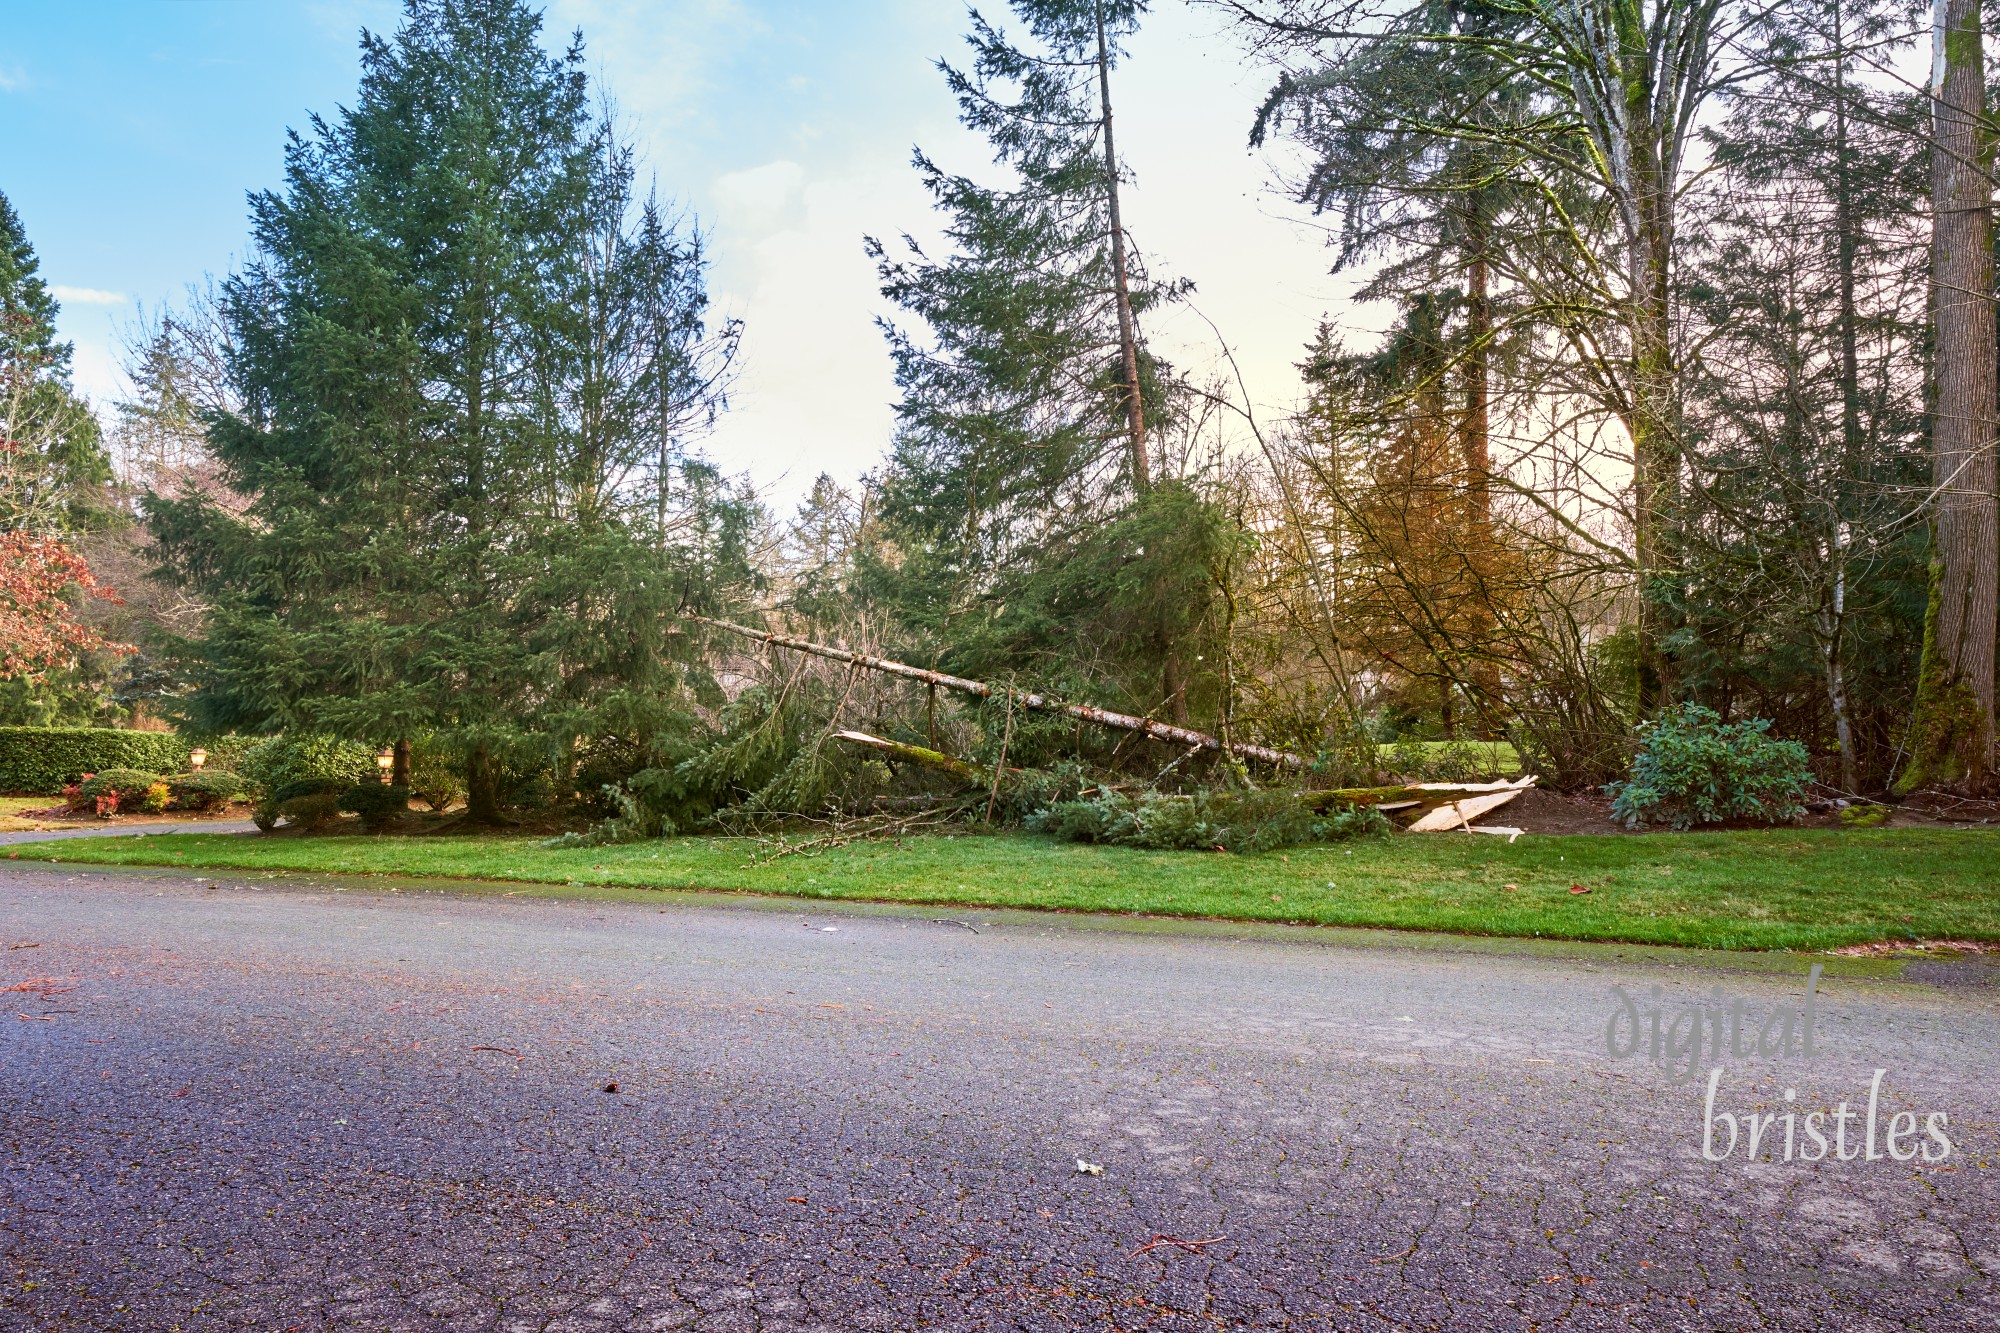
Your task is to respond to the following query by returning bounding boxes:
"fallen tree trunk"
[832,729,1534,829]
[694,616,1308,770]
[832,730,998,786]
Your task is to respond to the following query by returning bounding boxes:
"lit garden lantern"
[189,748,208,771]
[376,747,395,783]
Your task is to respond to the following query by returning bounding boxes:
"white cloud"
[711,160,808,237]
[67,338,129,414]
[0,65,26,93]
[51,285,131,307]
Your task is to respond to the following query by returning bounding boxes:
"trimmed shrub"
[239,735,374,799]
[272,793,343,831]
[338,783,409,829]
[1607,704,1813,830]
[167,770,247,812]
[76,768,164,800]
[189,735,262,773]
[137,782,171,815]
[254,776,350,833]
[0,728,189,795]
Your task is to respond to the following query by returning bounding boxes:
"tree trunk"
[464,740,505,825]
[1160,651,1190,727]
[1627,186,1678,717]
[1095,2,1149,495]
[1822,558,1860,794]
[390,737,411,799]
[1825,6,1862,797]
[1460,210,1503,737]
[833,730,1000,786]
[1910,0,2000,789]
[695,615,1307,768]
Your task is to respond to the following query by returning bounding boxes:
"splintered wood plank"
[1405,787,1527,832]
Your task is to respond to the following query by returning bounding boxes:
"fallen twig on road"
[1132,1235,1227,1255]
[470,1045,523,1060]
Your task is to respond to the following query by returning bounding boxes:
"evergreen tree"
[148,0,749,820]
[1674,0,1930,792]
[0,191,124,724]
[865,0,1232,729]
[0,190,111,534]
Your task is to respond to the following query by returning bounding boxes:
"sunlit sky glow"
[2,0,1384,509]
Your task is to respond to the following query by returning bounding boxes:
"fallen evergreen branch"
[692,616,1309,770]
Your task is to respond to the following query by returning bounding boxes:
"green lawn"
[1378,738,1523,775]
[0,795,59,833]
[8,825,1997,953]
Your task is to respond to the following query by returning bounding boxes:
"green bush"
[1028,787,1389,853]
[78,768,165,801]
[0,728,190,794]
[167,770,247,812]
[1607,704,1813,830]
[186,735,262,774]
[407,736,463,812]
[338,783,409,828]
[271,792,343,831]
[253,776,351,833]
[239,735,375,799]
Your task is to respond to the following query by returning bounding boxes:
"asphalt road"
[0,864,1994,1332]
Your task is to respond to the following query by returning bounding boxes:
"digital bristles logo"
[1601,964,1955,1164]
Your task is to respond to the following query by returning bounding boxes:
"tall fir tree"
[1674,0,1929,791]
[148,0,749,820]
[1,190,111,534]
[1,191,124,724]
[864,0,1232,729]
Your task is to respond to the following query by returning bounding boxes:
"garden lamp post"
[189,749,207,772]
[376,748,394,784]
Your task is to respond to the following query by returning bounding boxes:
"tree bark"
[1911,0,2000,789]
[1627,185,1678,716]
[833,730,999,786]
[1825,9,1862,797]
[1460,211,1504,737]
[390,737,412,807]
[464,740,505,825]
[1095,1,1149,494]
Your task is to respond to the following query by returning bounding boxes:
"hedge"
[0,728,192,795]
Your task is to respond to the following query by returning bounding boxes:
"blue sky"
[2,1,1364,506]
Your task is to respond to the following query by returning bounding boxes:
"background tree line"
[4,0,1995,831]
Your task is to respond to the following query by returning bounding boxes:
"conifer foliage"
[148,0,750,821]
[865,0,1235,729]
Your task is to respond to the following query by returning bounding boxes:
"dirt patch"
[1892,789,2000,826]
[1828,939,2000,957]
[1483,788,1630,835]
[1481,787,1984,836]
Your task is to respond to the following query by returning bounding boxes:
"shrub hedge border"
[0,728,191,795]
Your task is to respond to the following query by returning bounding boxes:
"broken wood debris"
[1403,775,1538,834]
[692,616,1309,769]
[831,727,1536,833]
